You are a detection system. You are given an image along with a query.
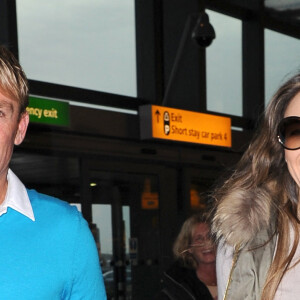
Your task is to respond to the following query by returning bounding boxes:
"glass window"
[90,171,160,299]
[92,204,113,257]
[206,10,242,116]
[16,0,137,97]
[265,29,300,105]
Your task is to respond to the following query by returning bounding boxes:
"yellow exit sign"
[139,105,232,148]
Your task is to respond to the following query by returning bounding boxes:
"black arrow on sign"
[155,110,161,122]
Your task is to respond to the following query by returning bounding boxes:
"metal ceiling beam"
[264,12,300,39]
[135,0,164,104]
[28,80,146,110]
[208,0,300,40]
[0,0,18,58]
[243,0,265,125]
[206,0,254,19]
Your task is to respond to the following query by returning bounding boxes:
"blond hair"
[0,46,29,113]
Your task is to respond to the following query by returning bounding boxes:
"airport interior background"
[2,0,300,298]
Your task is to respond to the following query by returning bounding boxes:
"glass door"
[89,169,160,300]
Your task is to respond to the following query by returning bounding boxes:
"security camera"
[191,12,216,48]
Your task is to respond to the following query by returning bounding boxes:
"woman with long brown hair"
[212,72,300,300]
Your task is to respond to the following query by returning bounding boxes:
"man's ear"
[14,112,29,146]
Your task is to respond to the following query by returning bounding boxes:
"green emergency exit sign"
[27,96,70,127]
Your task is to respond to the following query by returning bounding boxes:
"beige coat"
[212,188,277,300]
[222,224,276,300]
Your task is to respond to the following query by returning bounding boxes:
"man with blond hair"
[0,46,106,299]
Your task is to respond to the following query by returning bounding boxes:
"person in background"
[0,45,106,299]
[212,72,300,300]
[155,213,217,300]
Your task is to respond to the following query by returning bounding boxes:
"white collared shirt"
[0,169,35,221]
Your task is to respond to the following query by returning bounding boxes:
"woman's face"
[284,92,300,189]
[189,222,216,265]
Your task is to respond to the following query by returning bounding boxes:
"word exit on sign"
[139,105,231,148]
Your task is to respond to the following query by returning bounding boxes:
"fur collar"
[212,187,273,247]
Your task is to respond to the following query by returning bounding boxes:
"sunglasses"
[278,116,300,150]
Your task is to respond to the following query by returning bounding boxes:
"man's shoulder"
[26,189,82,225]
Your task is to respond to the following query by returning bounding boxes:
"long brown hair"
[212,73,300,300]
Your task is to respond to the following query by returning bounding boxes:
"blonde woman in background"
[155,213,217,300]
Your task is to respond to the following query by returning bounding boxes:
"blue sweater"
[0,189,107,299]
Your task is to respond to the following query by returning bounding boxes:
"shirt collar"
[0,169,35,221]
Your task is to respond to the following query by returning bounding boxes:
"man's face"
[0,90,29,181]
